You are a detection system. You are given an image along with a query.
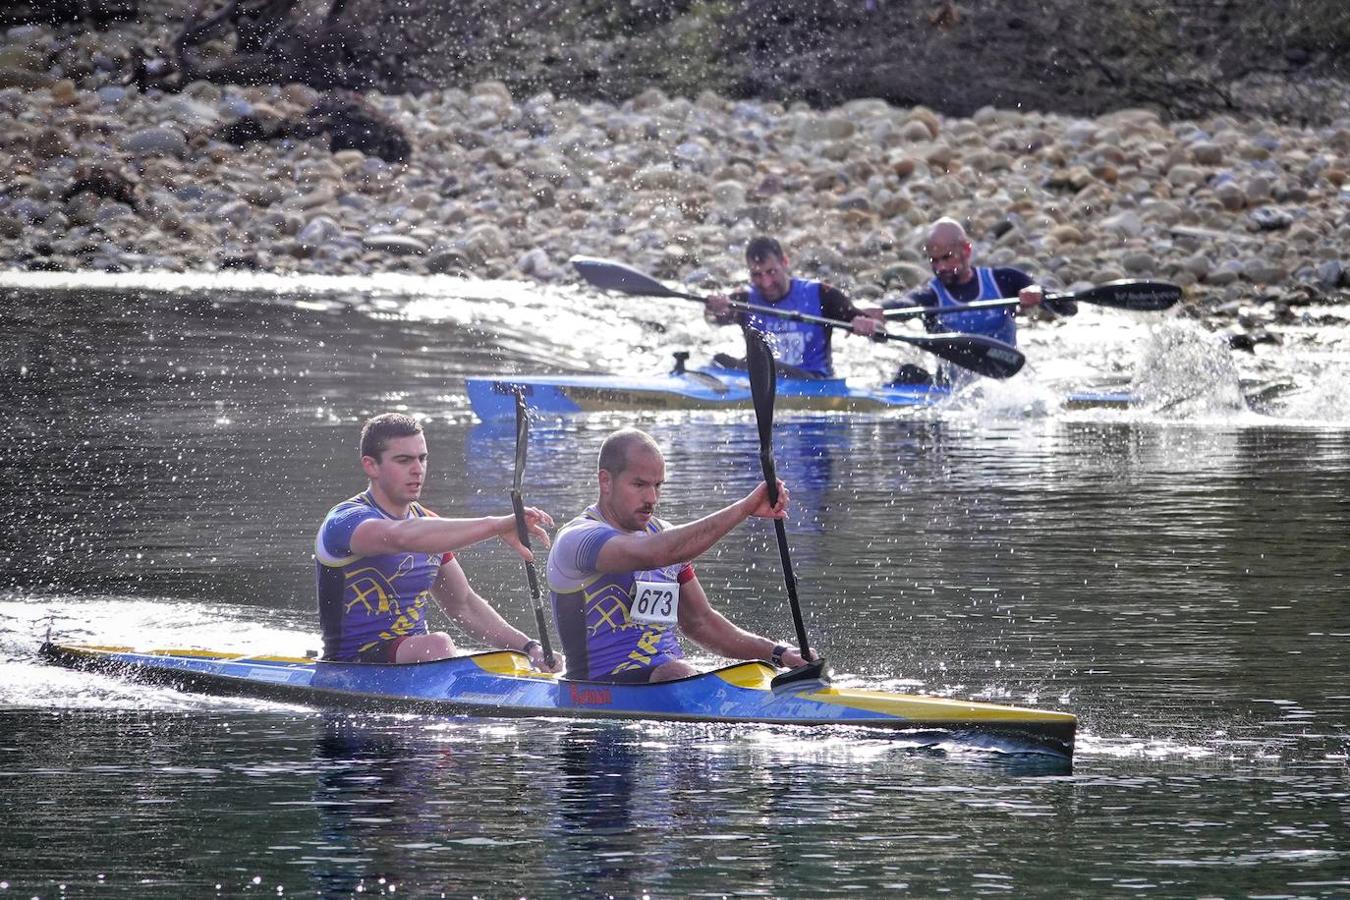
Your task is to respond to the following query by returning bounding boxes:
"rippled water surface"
[1,274,1347,897]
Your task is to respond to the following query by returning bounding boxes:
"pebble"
[123,126,188,157]
[362,234,428,256]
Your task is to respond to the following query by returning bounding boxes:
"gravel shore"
[3,21,1348,334]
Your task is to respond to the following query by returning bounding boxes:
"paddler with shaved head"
[547,428,813,683]
[878,217,1077,384]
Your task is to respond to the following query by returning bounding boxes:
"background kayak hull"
[467,369,1134,420]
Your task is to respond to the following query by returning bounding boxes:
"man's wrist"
[521,639,542,656]
[770,643,789,667]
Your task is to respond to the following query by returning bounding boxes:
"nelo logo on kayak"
[568,683,613,706]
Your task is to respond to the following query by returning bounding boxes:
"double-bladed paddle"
[510,390,557,670]
[571,256,1026,380]
[882,279,1181,320]
[744,327,830,690]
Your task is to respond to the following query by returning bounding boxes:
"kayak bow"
[40,642,1076,759]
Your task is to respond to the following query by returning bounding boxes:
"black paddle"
[883,279,1181,320]
[571,256,1025,380]
[510,390,556,670]
[744,327,830,690]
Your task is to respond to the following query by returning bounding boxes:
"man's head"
[924,218,974,287]
[359,413,427,508]
[597,428,665,531]
[745,235,792,302]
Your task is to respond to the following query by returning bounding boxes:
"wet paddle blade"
[771,658,831,691]
[904,332,1026,379]
[744,327,778,456]
[1059,279,1181,311]
[570,256,690,300]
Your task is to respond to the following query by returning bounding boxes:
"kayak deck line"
[40,642,1076,759]
[464,366,1132,420]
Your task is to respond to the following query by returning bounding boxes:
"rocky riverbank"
[3,20,1349,335]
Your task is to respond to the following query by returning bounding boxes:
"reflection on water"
[1,277,1348,896]
[1,709,1345,896]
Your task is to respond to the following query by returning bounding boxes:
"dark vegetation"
[5,0,1349,122]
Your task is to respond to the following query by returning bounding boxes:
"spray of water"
[1130,321,1246,417]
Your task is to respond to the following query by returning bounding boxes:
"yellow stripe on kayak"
[468,650,557,679]
[62,644,315,666]
[712,661,778,688]
[804,686,1077,724]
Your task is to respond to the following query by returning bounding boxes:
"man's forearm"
[615,497,752,570]
[379,516,507,554]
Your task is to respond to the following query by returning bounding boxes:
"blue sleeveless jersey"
[743,279,833,376]
[547,506,689,681]
[932,267,1017,346]
[315,491,449,661]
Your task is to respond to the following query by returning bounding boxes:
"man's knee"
[395,631,457,663]
[649,659,697,682]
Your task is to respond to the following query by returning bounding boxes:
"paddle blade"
[771,658,831,691]
[743,327,778,449]
[570,256,685,299]
[904,332,1026,379]
[1061,280,1181,311]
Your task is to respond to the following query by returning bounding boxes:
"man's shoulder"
[316,494,378,566]
[323,493,374,520]
[883,283,938,309]
[556,507,611,539]
[989,266,1034,290]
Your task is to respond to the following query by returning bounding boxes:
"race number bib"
[770,331,806,366]
[630,580,679,627]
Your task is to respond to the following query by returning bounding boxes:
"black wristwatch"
[770,644,789,667]
[521,639,542,656]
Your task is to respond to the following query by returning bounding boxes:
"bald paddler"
[878,217,1077,384]
[547,428,813,683]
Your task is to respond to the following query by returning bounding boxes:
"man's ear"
[598,469,611,495]
[360,455,379,479]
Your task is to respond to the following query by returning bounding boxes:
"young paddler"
[315,412,563,671]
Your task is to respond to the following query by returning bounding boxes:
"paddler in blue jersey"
[878,217,1077,384]
[705,235,883,378]
[315,412,564,671]
[547,428,814,683]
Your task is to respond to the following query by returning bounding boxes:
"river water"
[0,273,1347,898]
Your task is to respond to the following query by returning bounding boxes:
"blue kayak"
[466,363,1130,420]
[40,642,1077,759]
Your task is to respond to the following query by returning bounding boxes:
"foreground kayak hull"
[465,368,1130,420]
[40,643,1076,759]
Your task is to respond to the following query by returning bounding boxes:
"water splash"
[1130,321,1245,416]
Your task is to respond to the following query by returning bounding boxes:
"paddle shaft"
[883,280,1180,320]
[683,288,921,347]
[511,393,556,668]
[510,492,556,667]
[762,456,811,660]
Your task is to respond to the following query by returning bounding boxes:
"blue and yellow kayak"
[465,365,1129,420]
[40,642,1076,758]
